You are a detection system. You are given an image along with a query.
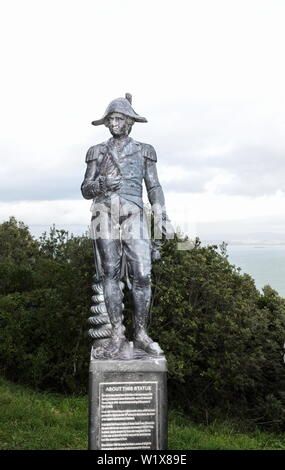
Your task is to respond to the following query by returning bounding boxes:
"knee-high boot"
[132,282,163,356]
[103,278,126,338]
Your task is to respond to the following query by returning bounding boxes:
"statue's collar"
[106,137,139,156]
[108,136,131,148]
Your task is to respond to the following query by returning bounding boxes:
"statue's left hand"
[152,248,161,262]
[162,212,175,239]
[151,240,162,262]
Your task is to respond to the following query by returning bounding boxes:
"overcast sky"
[1,0,285,243]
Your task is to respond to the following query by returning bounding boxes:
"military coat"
[81,137,165,211]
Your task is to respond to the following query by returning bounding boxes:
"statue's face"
[106,112,133,137]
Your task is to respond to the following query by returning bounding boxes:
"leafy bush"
[0,218,285,430]
[0,219,93,393]
[149,239,285,430]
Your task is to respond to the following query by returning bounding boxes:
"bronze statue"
[81,94,172,359]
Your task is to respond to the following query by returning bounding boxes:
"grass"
[0,377,87,450]
[168,411,285,450]
[0,377,285,450]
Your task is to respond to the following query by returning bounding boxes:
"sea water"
[227,245,285,298]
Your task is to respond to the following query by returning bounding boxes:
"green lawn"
[0,377,284,450]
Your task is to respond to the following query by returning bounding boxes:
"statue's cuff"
[91,178,102,197]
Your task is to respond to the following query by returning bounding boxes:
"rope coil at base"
[87,278,124,343]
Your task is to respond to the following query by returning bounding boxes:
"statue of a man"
[81,94,172,359]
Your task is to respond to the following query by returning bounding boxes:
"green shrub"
[0,218,285,430]
[149,239,285,430]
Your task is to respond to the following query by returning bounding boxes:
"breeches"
[92,199,152,287]
[96,237,151,288]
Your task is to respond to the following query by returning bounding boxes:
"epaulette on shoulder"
[85,142,107,163]
[141,143,157,162]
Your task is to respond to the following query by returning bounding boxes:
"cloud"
[1,141,284,204]
[3,189,284,227]
[1,189,285,243]
[2,121,284,202]
[156,144,285,196]
[0,143,89,201]
[0,199,91,227]
[0,0,284,245]
[214,146,285,196]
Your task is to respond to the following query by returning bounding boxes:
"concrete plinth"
[88,350,167,450]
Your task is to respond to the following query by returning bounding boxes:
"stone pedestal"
[88,349,167,450]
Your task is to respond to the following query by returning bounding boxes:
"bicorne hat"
[91,93,147,126]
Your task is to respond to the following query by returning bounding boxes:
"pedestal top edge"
[89,356,168,373]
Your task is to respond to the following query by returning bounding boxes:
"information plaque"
[99,381,158,450]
